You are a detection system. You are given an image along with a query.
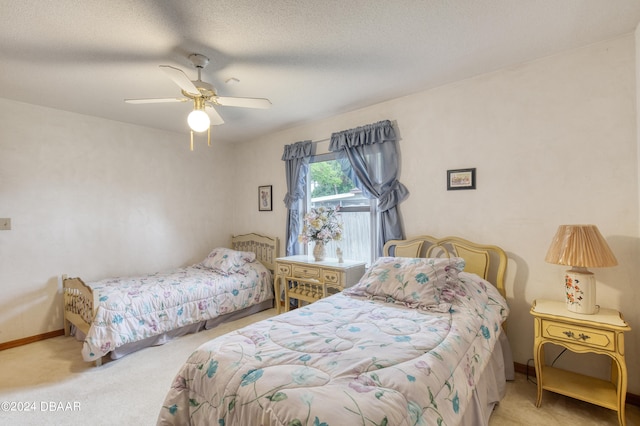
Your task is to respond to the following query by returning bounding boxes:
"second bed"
[63,232,279,365]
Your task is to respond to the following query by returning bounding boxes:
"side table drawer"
[276,264,291,276]
[541,320,615,351]
[292,265,321,279]
[322,269,341,284]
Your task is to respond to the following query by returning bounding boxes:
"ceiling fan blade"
[205,103,225,125]
[159,65,200,96]
[125,97,189,104]
[215,96,272,109]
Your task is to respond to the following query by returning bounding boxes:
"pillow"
[200,248,256,274]
[344,256,465,309]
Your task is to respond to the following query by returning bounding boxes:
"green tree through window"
[309,161,354,198]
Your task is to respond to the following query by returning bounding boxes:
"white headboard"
[231,233,280,273]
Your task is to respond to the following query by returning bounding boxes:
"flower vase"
[313,241,326,261]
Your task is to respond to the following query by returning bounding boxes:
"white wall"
[232,34,640,393]
[1,32,637,395]
[0,100,235,343]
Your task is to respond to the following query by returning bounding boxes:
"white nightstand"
[275,255,366,313]
[531,299,631,426]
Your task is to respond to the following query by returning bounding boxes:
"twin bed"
[156,235,513,426]
[62,233,279,366]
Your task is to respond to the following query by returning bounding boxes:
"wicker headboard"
[231,233,280,274]
[383,235,507,298]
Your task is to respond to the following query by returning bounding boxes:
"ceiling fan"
[125,53,271,150]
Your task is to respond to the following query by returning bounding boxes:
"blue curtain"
[329,120,408,256]
[281,140,312,256]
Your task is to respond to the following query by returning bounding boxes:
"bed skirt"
[72,299,274,360]
[460,330,514,425]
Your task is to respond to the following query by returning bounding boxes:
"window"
[302,152,377,266]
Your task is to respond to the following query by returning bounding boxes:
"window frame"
[303,152,378,265]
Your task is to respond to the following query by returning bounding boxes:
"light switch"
[0,218,11,230]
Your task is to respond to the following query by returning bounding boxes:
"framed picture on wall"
[447,168,476,190]
[258,185,273,211]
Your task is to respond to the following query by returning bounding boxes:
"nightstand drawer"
[541,320,615,350]
[276,264,292,276]
[322,269,340,284]
[292,265,321,279]
[277,256,367,313]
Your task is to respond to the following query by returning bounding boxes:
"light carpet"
[1,308,638,425]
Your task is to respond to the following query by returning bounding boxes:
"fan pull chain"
[188,128,211,151]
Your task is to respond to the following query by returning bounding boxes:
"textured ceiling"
[2,1,640,143]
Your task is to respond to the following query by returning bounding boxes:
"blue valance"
[328,120,396,150]
[281,140,312,160]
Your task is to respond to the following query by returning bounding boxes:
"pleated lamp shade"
[545,225,617,267]
[545,225,617,315]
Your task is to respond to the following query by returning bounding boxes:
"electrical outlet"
[0,218,11,230]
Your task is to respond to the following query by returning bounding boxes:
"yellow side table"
[275,255,366,313]
[531,299,631,426]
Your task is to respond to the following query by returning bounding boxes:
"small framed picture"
[447,168,476,190]
[258,185,273,211]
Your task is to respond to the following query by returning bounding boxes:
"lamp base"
[565,268,597,314]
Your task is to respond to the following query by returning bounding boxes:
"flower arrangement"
[298,206,343,244]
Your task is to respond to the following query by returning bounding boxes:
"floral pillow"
[200,248,256,274]
[344,256,465,309]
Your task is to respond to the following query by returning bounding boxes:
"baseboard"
[514,361,537,377]
[513,362,640,408]
[0,329,65,351]
[629,392,640,408]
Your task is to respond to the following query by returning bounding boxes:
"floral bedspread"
[157,272,509,425]
[81,262,272,362]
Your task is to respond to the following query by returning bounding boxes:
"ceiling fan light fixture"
[187,109,210,132]
[125,53,269,136]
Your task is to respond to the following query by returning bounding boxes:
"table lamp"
[545,224,617,314]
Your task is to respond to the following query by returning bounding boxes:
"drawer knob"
[562,330,591,341]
